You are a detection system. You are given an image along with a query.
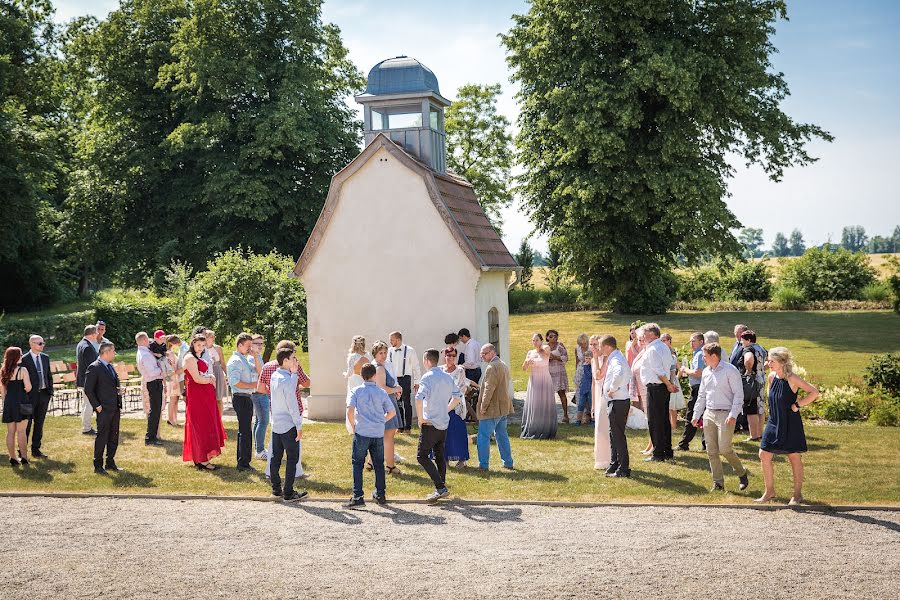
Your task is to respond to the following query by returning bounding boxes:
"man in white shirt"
[638,323,678,462]
[388,331,421,434]
[690,343,750,492]
[598,335,632,478]
[135,332,164,446]
[458,328,482,384]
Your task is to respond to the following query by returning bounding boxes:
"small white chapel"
[293,56,520,420]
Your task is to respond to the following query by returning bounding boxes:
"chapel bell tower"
[355,56,450,173]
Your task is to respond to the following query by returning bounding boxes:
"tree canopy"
[445,83,514,231]
[502,0,832,312]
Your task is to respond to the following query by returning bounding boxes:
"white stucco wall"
[302,146,483,419]
[474,270,512,364]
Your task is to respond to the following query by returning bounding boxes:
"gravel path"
[1,497,897,599]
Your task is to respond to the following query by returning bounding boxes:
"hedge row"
[0,291,177,350]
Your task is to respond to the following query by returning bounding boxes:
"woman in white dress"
[589,335,611,470]
[344,335,371,433]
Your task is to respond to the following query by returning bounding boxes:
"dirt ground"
[1,497,897,599]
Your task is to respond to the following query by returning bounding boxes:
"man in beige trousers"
[476,344,514,470]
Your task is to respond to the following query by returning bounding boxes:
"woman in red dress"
[183,334,226,470]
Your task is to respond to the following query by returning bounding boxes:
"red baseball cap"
[153,330,166,340]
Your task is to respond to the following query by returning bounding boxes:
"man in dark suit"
[83,342,124,475]
[22,334,53,458]
[76,325,99,435]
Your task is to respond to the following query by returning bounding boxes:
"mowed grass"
[509,311,899,391]
[1,417,898,505]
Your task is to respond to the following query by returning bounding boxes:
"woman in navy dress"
[441,347,472,468]
[755,347,820,506]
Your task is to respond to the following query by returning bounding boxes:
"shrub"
[860,281,892,303]
[811,386,866,422]
[863,353,900,396]
[92,290,178,349]
[719,261,773,301]
[613,269,678,314]
[778,247,876,301]
[181,248,307,359]
[676,266,720,302]
[869,393,900,427]
[0,309,96,348]
[772,285,807,310]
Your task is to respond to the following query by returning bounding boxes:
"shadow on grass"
[110,470,155,488]
[370,504,446,526]
[159,438,184,458]
[441,502,523,523]
[469,467,568,483]
[288,502,363,525]
[630,469,709,495]
[13,458,77,483]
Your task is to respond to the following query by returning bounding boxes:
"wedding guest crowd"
[1,317,825,508]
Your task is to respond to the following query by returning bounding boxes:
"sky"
[55,0,900,253]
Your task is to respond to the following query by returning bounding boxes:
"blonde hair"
[349,335,366,355]
[589,334,602,344]
[768,346,794,378]
[371,340,389,359]
[576,333,589,346]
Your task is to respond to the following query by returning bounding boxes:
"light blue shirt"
[270,368,302,434]
[415,367,462,431]
[227,351,257,396]
[688,349,706,387]
[348,382,395,439]
[693,361,745,421]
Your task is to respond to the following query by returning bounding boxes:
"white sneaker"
[255,451,268,460]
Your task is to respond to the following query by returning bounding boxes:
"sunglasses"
[35,341,45,346]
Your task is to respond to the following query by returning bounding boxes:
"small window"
[488,307,500,348]
[430,108,442,131]
[388,111,422,129]
[371,109,386,130]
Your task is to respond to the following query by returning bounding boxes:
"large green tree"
[0,0,68,309]
[771,231,790,257]
[841,225,868,252]
[503,0,831,313]
[62,0,363,289]
[789,228,806,256]
[445,83,514,230]
[738,227,765,258]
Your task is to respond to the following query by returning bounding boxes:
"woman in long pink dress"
[521,333,558,440]
[183,334,226,470]
[590,335,611,470]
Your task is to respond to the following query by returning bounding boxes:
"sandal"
[365,460,374,471]
[194,462,217,471]
[386,465,402,476]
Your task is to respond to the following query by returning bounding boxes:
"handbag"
[20,401,34,417]
[742,374,761,406]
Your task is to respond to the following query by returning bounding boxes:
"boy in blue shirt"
[346,363,397,508]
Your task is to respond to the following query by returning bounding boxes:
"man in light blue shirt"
[226,332,261,470]
[678,332,707,452]
[268,348,308,503]
[346,363,396,508]
[415,349,462,503]
[690,343,749,492]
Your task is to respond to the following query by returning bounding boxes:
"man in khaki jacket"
[476,344,514,470]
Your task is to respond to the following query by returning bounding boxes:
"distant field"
[529,253,899,289]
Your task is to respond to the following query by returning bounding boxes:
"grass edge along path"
[1,417,898,506]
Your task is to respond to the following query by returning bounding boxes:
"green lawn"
[509,310,899,391]
[1,417,898,505]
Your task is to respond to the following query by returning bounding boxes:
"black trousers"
[232,394,254,468]
[607,400,630,472]
[397,375,413,431]
[145,379,164,441]
[417,424,447,490]
[26,389,51,452]
[647,383,673,459]
[679,385,702,449]
[270,428,300,498]
[95,407,120,466]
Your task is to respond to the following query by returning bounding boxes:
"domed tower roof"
[365,56,441,96]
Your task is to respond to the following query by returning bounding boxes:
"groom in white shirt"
[388,331,421,434]
[599,335,632,478]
